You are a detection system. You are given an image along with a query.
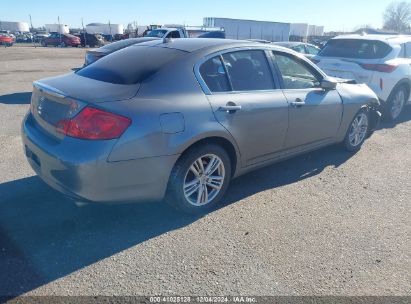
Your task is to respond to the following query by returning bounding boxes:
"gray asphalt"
[0,46,410,297]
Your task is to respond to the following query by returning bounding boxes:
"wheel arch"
[177,135,241,178]
[389,78,411,102]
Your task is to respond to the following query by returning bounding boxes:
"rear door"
[199,49,289,166]
[272,51,343,148]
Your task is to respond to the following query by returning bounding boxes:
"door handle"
[218,102,242,113]
[290,98,306,108]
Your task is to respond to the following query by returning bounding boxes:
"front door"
[272,52,343,148]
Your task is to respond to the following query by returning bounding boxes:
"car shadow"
[377,105,411,130]
[0,144,354,298]
[0,92,32,105]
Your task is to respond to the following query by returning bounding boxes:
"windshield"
[145,29,168,38]
[76,45,184,84]
[319,39,392,59]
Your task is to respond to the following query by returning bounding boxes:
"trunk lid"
[30,73,139,139]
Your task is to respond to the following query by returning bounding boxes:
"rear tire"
[384,86,408,122]
[166,144,232,215]
[343,108,370,152]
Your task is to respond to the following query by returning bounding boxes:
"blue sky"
[1,0,392,31]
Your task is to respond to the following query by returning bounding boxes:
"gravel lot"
[0,46,410,297]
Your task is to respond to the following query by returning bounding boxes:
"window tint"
[199,56,230,92]
[77,46,184,84]
[222,50,275,91]
[274,53,321,89]
[319,39,392,59]
[169,31,181,38]
[306,45,320,55]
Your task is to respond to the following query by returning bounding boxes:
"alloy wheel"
[391,89,405,120]
[348,112,369,147]
[183,154,225,206]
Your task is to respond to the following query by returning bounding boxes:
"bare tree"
[383,1,411,32]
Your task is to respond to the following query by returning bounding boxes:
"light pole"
[58,16,62,46]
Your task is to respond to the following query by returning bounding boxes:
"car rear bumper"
[22,113,179,204]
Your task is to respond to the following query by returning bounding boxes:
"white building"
[290,23,309,38]
[308,25,324,37]
[86,23,124,35]
[204,17,290,41]
[0,21,30,32]
[45,24,69,34]
[291,23,324,40]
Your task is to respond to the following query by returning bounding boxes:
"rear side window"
[319,39,392,59]
[199,56,231,92]
[222,50,275,91]
[77,46,184,84]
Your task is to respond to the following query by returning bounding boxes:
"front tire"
[384,86,407,122]
[166,144,232,215]
[343,108,370,152]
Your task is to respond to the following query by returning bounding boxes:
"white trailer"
[86,23,124,35]
[308,25,324,37]
[290,23,309,39]
[45,24,69,34]
[0,21,30,32]
[204,17,290,42]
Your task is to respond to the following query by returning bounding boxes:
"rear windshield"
[319,39,392,59]
[77,45,184,84]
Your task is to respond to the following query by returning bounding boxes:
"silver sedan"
[22,39,381,214]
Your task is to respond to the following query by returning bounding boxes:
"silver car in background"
[22,39,381,214]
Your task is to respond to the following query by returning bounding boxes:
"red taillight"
[57,107,131,140]
[359,63,398,73]
[310,58,320,64]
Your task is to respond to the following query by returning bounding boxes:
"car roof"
[273,42,303,46]
[332,34,411,45]
[137,38,267,53]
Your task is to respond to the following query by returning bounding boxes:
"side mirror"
[320,79,337,90]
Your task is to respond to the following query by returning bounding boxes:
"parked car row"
[23,38,382,214]
[41,33,81,47]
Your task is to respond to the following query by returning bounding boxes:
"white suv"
[313,34,411,121]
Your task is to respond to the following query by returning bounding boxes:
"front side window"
[222,50,275,91]
[199,56,230,93]
[306,45,320,55]
[273,53,321,89]
[168,31,181,38]
[292,45,306,54]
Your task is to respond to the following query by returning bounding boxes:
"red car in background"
[0,33,15,46]
[41,33,81,47]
